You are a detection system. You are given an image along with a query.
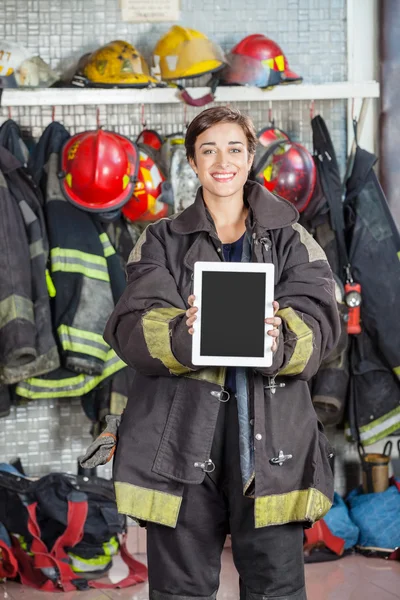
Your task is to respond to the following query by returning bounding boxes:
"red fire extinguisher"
[344,265,362,335]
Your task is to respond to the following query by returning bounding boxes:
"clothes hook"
[141,104,147,128]
[51,106,56,122]
[183,103,189,128]
[268,100,273,126]
[309,99,315,121]
[8,106,12,120]
[96,107,101,129]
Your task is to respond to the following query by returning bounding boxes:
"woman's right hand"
[186,295,198,335]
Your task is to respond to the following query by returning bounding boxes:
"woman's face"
[189,122,254,200]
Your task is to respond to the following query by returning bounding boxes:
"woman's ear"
[248,153,255,172]
[189,157,198,176]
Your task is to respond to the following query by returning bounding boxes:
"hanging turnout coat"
[104,181,341,529]
[344,145,400,445]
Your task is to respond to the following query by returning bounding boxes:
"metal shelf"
[0,81,380,107]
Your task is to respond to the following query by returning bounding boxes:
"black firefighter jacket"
[0,146,59,385]
[104,181,341,529]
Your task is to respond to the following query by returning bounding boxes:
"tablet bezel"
[191,261,275,367]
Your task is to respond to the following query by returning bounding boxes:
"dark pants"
[147,393,306,600]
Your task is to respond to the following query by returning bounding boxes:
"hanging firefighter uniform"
[299,115,350,427]
[0,121,60,386]
[15,123,128,401]
[344,141,400,445]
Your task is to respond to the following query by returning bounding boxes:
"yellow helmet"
[152,26,225,81]
[81,40,158,87]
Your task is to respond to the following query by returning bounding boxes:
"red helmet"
[60,130,139,212]
[136,129,163,151]
[255,141,316,213]
[257,126,290,147]
[221,34,301,87]
[122,147,168,222]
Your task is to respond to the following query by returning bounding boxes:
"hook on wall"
[183,103,189,129]
[96,107,101,129]
[268,100,273,126]
[141,103,147,128]
[8,106,12,120]
[51,106,56,122]
[309,99,315,121]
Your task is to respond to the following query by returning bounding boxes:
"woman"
[104,106,340,600]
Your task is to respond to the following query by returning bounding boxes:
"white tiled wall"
[1,0,387,498]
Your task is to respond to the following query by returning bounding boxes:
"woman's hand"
[186,295,198,335]
[265,301,281,353]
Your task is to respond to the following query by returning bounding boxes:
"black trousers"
[147,393,306,600]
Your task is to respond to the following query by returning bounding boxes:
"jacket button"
[250,419,254,426]
[255,433,262,441]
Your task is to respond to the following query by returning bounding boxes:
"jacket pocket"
[314,421,335,503]
[152,378,220,484]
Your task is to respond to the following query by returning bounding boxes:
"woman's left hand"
[265,301,281,353]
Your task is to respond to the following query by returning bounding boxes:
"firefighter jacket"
[299,115,351,427]
[344,145,400,445]
[15,123,126,400]
[104,180,341,529]
[0,146,59,385]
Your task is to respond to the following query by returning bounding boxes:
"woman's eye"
[230,148,241,153]
[203,149,215,154]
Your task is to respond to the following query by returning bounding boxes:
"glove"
[80,414,121,468]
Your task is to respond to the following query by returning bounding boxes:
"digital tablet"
[192,261,275,367]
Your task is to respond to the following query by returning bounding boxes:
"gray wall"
[1,0,376,496]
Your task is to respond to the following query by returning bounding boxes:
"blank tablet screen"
[200,271,265,357]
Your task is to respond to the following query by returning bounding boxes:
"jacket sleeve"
[258,223,341,381]
[103,223,196,377]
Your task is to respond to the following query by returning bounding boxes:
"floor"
[1,550,400,599]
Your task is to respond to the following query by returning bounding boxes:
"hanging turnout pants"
[146,392,307,600]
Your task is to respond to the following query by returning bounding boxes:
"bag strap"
[50,492,87,561]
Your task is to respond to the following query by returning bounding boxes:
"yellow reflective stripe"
[254,488,332,528]
[277,307,313,376]
[99,233,116,258]
[345,405,400,446]
[142,307,191,375]
[114,481,182,528]
[58,325,109,347]
[102,536,119,556]
[50,247,110,282]
[57,324,109,360]
[68,552,111,572]
[184,367,225,386]
[16,350,126,399]
[110,391,128,415]
[59,340,108,361]
[51,262,110,282]
[394,366,400,378]
[0,294,34,330]
[51,248,107,266]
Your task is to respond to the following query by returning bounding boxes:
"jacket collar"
[0,146,22,174]
[170,180,298,237]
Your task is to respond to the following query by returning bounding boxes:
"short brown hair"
[185,106,257,163]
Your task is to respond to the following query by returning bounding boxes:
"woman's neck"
[203,188,248,244]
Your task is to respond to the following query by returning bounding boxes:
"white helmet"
[0,41,57,87]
